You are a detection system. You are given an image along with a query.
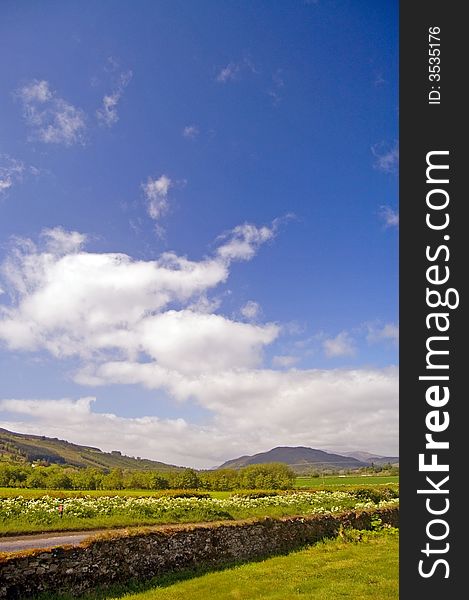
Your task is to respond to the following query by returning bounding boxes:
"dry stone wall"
[0,507,398,599]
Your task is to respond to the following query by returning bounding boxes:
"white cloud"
[240,300,261,320]
[372,141,399,173]
[272,355,298,368]
[0,365,398,467]
[379,205,399,228]
[0,223,398,465]
[0,180,12,193]
[216,58,256,83]
[0,223,276,359]
[0,155,25,195]
[216,63,241,83]
[186,294,222,314]
[42,227,87,254]
[374,72,387,86]
[0,397,96,422]
[17,80,86,145]
[141,174,172,220]
[323,331,356,358]
[182,125,199,139]
[96,70,132,127]
[0,397,200,467]
[217,222,276,262]
[134,310,278,375]
[367,322,399,344]
[19,80,53,103]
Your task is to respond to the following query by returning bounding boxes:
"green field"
[295,475,399,488]
[0,489,398,536]
[0,476,399,499]
[39,529,399,600]
[0,488,230,500]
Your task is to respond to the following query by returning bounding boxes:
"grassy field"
[295,475,399,488]
[38,529,399,600]
[0,475,399,499]
[0,488,231,500]
[0,490,398,536]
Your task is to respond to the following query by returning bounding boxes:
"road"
[0,530,102,553]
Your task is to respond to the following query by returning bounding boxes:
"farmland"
[1,482,399,599]
[0,489,398,536]
[295,475,399,488]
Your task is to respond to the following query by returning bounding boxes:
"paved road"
[0,531,100,553]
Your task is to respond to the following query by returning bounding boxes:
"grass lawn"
[295,475,399,488]
[117,531,399,600]
[39,530,398,600]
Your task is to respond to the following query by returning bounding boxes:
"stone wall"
[0,507,398,599]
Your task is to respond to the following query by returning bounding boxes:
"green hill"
[218,446,369,473]
[0,428,182,471]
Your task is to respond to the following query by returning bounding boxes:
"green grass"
[38,529,399,600]
[0,486,398,536]
[2,492,385,536]
[0,478,399,499]
[295,475,399,488]
[0,488,231,500]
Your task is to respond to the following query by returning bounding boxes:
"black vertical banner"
[400,2,464,598]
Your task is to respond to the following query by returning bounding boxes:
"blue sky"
[0,0,398,467]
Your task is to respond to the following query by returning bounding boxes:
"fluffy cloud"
[41,227,87,254]
[19,80,52,103]
[17,80,86,145]
[182,125,199,139]
[323,331,356,358]
[0,397,200,467]
[141,174,172,220]
[216,63,241,83]
[96,71,132,127]
[0,155,25,195]
[0,366,398,467]
[367,322,399,344]
[216,58,256,83]
[0,223,277,360]
[240,300,261,320]
[379,205,399,228]
[372,141,399,173]
[134,311,277,374]
[216,223,275,262]
[272,355,299,368]
[0,223,398,465]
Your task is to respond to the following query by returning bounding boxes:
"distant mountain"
[0,428,182,471]
[218,446,369,473]
[341,451,399,466]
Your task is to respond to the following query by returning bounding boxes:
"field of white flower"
[0,490,399,535]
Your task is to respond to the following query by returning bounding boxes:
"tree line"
[0,462,296,491]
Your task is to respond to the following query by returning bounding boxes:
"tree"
[46,469,73,490]
[26,468,47,489]
[102,468,124,490]
[238,463,295,489]
[170,468,200,489]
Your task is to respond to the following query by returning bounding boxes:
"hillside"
[341,451,399,466]
[218,446,369,473]
[0,428,182,471]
